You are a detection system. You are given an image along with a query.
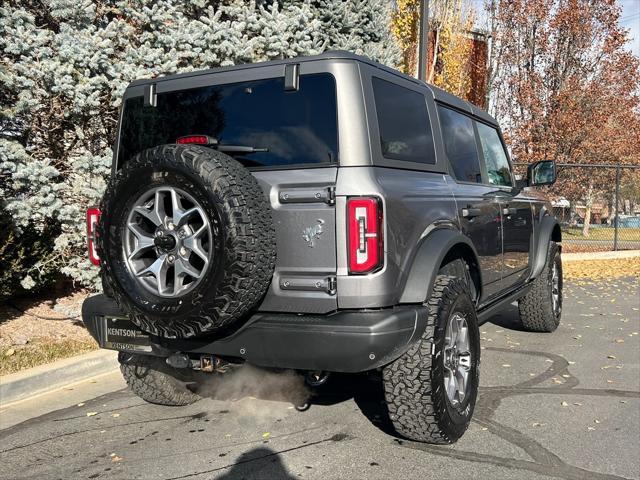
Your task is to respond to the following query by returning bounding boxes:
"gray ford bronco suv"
[83,51,562,444]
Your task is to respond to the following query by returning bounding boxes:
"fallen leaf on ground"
[4,349,15,357]
[111,455,123,463]
[262,432,270,439]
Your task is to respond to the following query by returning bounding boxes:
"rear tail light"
[176,135,216,145]
[347,197,383,274]
[86,207,102,266]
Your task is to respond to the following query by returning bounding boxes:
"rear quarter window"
[372,77,435,165]
[118,73,338,169]
[437,106,482,183]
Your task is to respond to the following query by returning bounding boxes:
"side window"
[437,106,482,183]
[372,77,435,164]
[476,122,513,187]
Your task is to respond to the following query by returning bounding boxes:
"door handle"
[503,207,518,215]
[461,208,482,218]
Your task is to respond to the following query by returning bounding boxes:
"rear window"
[372,77,435,164]
[118,73,338,168]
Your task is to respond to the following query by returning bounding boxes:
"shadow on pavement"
[306,372,397,438]
[216,447,296,480]
[483,303,529,332]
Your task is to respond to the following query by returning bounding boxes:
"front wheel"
[518,241,562,332]
[382,274,480,444]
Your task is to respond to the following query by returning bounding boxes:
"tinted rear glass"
[372,77,435,164]
[437,106,482,183]
[118,73,338,168]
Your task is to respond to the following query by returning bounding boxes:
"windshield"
[118,73,338,168]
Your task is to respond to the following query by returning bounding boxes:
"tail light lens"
[86,207,102,266]
[347,197,383,274]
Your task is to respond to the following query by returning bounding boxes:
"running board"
[476,283,532,325]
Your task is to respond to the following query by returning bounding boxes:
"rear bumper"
[81,294,427,373]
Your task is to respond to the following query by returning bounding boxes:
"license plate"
[103,317,152,352]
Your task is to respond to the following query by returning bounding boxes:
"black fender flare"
[399,228,482,304]
[529,215,562,280]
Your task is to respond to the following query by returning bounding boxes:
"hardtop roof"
[128,50,498,127]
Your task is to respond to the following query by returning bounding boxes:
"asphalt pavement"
[1,276,638,480]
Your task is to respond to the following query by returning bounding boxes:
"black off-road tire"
[119,353,200,406]
[382,274,480,444]
[439,258,477,302]
[98,145,276,338]
[518,241,562,332]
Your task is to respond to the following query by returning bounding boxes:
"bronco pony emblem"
[302,219,325,247]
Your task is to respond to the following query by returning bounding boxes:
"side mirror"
[527,160,556,187]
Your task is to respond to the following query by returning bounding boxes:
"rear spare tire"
[98,145,276,338]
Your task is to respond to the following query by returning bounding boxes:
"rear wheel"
[119,353,201,406]
[518,241,562,332]
[382,274,480,444]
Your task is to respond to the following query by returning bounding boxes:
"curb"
[0,349,119,405]
[562,250,640,262]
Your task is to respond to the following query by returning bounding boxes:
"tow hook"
[201,355,215,372]
[200,355,230,373]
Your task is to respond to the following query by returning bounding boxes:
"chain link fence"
[515,163,640,253]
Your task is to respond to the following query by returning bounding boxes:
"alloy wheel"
[124,186,213,298]
[443,312,472,407]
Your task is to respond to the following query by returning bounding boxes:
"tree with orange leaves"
[486,0,640,236]
[392,0,478,100]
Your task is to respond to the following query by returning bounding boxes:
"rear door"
[253,168,338,314]
[474,121,533,290]
[437,105,504,302]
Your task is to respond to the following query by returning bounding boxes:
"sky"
[470,0,640,57]
[620,0,640,57]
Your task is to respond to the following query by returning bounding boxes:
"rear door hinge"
[280,276,337,295]
[279,186,336,205]
[327,186,336,205]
